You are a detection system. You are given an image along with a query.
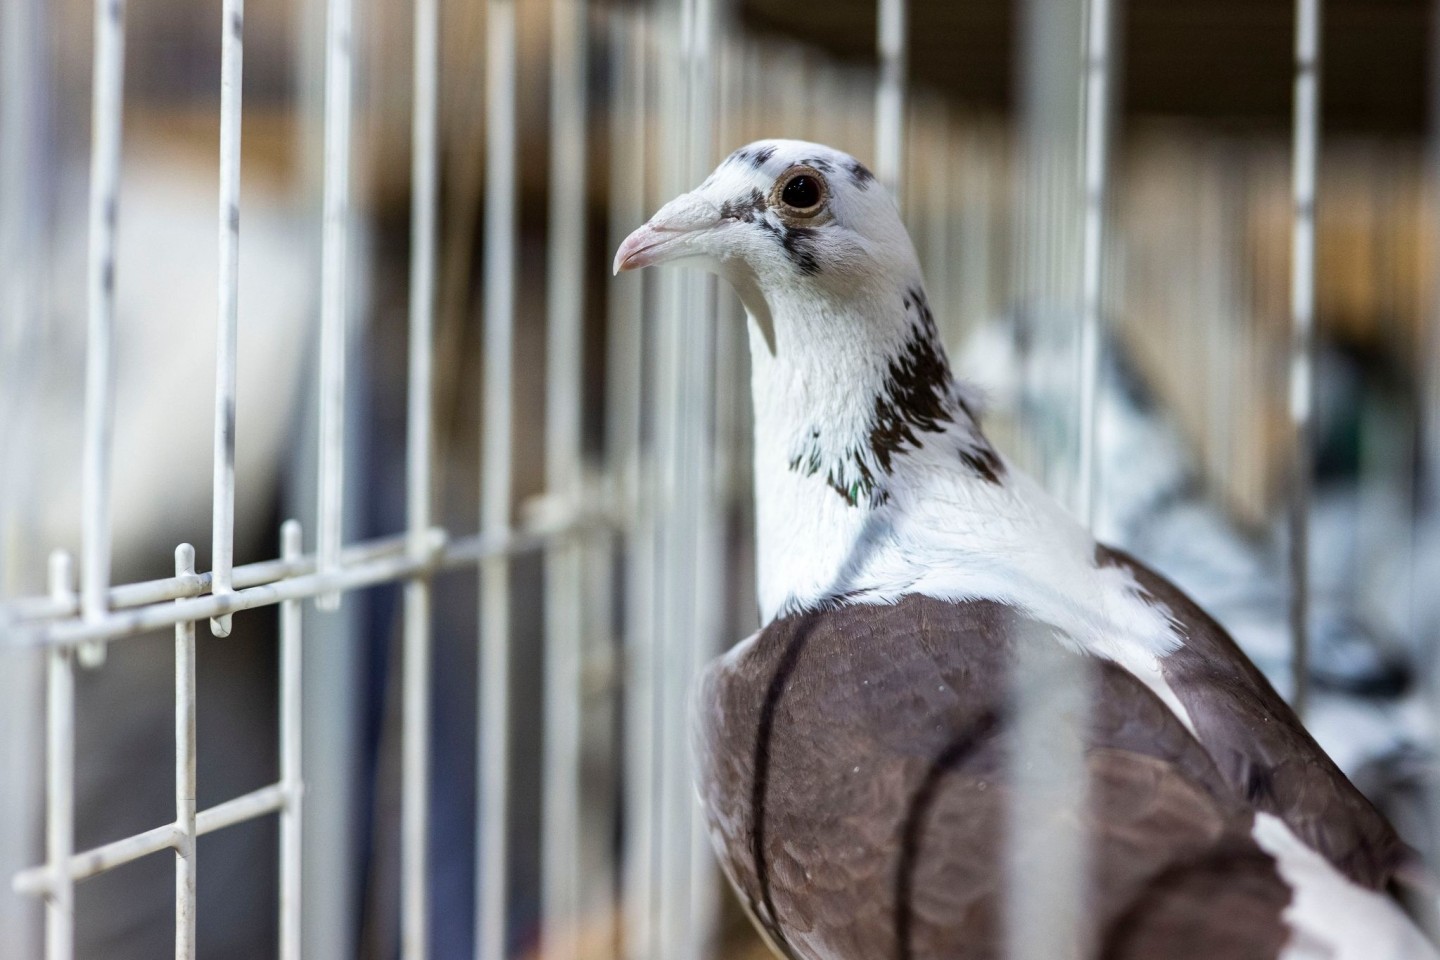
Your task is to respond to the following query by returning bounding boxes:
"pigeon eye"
[778,171,826,215]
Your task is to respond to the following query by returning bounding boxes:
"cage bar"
[279,520,304,960]
[44,553,76,960]
[478,2,518,958]
[875,0,907,197]
[211,0,244,638]
[401,0,440,951]
[316,0,356,610]
[541,0,588,956]
[608,13,658,960]
[1288,0,1321,715]
[174,545,198,958]
[80,0,127,666]
[1074,0,1116,529]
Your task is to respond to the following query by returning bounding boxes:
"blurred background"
[3,0,1440,958]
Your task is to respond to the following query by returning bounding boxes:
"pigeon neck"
[744,279,998,621]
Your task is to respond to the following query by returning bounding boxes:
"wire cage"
[2,0,1439,958]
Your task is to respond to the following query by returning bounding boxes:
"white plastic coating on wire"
[402,0,439,952]
[1289,0,1321,717]
[608,13,657,960]
[174,545,199,958]
[279,520,304,960]
[1074,0,1114,531]
[651,0,720,956]
[875,0,907,199]
[478,2,518,958]
[44,553,76,960]
[211,0,244,638]
[317,0,355,610]
[542,0,588,957]
[80,0,126,665]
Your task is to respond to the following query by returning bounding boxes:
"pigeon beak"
[613,192,722,275]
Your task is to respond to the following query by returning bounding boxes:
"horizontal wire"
[4,512,611,648]
[13,782,290,896]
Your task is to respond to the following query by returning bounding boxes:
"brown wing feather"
[695,596,1294,960]
[1098,545,1408,888]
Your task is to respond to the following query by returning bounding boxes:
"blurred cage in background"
[4,0,1440,958]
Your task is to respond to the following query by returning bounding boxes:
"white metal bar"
[5,530,420,626]
[316,0,355,610]
[44,554,76,960]
[16,824,183,897]
[211,0,245,638]
[1074,0,1115,530]
[542,0,587,956]
[175,545,198,959]
[279,520,304,960]
[402,0,439,951]
[875,0,907,198]
[80,0,126,666]
[478,3,517,958]
[197,782,289,834]
[9,520,601,648]
[1289,0,1321,716]
[608,13,656,960]
[14,782,293,897]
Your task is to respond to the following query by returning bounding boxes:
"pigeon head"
[613,139,919,302]
[615,140,1007,619]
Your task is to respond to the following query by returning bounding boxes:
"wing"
[1098,545,1409,888]
[695,596,1293,960]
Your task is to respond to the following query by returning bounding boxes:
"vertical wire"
[652,0,719,954]
[1288,0,1321,716]
[542,0,587,956]
[210,0,245,637]
[279,520,304,960]
[1075,0,1115,530]
[80,0,126,647]
[651,26,683,956]
[478,3,517,959]
[44,552,76,960]
[1423,1,1440,927]
[402,0,440,951]
[174,545,198,959]
[875,0,907,200]
[1007,3,1095,956]
[316,0,355,610]
[0,0,44,601]
[608,13,656,960]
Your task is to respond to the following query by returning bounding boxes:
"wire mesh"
[0,0,1429,957]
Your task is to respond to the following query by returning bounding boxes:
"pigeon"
[613,139,1436,960]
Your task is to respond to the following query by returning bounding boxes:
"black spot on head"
[800,156,835,174]
[846,159,876,188]
[750,145,776,167]
[777,225,821,275]
[719,188,766,224]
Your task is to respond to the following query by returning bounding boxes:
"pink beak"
[612,192,722,275]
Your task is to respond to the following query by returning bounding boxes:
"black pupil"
[782,175,821,209]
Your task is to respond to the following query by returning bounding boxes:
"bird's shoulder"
[1095,545,1410,889]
